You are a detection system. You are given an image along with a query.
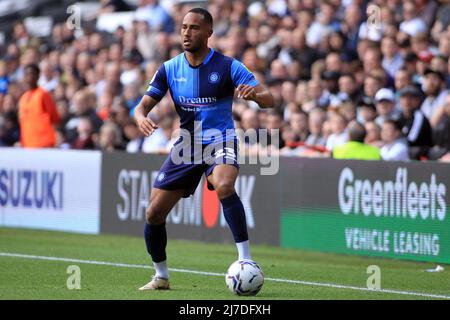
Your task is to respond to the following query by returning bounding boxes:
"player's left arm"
[231,59,274,108]
[237,83,274,108]
[42,91,61,125]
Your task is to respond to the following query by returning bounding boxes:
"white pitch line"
[1,252,449,300]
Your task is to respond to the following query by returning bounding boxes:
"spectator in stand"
[305,78,326,108]
[18,64,60,148]
[321,70,341,107]
[325,52,343,74]
[306,1,340,48]
[299,107,327,156]
[362,47,383,77]
[16,47,41,82]
[363,73,384,99]
[430,55,448,75]
[38,59,59,92]
[402,53,420,85]
[239,107,262,154]
[135,0,174,33]
[0,111,20,146]
[65,90,103,143]
[263,109,285,149]
[288,110,309,143]
[340,101,357,123]
[417,0,439,29]
[333,120,381,160]
[305,107,327,144]
[358,6,383,42]
[142,116,172,153]
[398,85,434,159]
[325,111,348,152]
[97,62,122,99]
[341,4,361,60]
[338,73,361,103]
[12,21,31,50]
[0,60,9,96]
[432,1,450,41]
[381,36,404,79]
[123,82,142,116]
[124,120,145,153]
[121,48,143,85]
[280,81,297,115]
[400,1,428,36]
[429,93,450,160]
[71,117,96,150]
[411,32,436,57]
[420,68,448,120]
[380,120,410,161]
[356,96,378,125]
[374,88,401,126]
[97,121,124,151]
[97,92,114,121]
[395,67,413,94]
[290,27,319,75]
[364,121,383,148]
[416,48,435,78]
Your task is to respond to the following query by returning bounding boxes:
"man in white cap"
[374,88,401,127]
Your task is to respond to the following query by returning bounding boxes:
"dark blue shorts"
[153,139,239,198]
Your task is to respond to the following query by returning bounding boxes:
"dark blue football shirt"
[145,49,259,144]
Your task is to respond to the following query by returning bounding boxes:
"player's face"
[23,68,39,88]
[181,13,212,53]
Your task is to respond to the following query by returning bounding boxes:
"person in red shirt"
[18,64,60,148]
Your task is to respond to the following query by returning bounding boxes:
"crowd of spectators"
[1,0,450,162]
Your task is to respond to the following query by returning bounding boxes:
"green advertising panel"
[281,158,450,263]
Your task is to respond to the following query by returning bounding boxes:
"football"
[225,260,264,296]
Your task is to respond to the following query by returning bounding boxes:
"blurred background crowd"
[1,0,450,162]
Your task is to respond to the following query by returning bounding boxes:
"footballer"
[134,7,274,290]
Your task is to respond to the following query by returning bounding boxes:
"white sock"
[153,260,169,279]
[236,240,252,260]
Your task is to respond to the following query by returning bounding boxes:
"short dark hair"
[266,108,283,119]
[348,121,366,143]
[24,63,40,75]
[188,8,213,27]
[384,119,403,132]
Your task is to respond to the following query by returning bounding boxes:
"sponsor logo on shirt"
[178,96,217,106]
[174,77,187,82]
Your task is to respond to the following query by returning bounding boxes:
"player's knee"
[215,181,235,200]
[145,206,166,225]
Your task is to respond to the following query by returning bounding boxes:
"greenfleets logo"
[338,168,447,221]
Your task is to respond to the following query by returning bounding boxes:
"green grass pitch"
[0,227,449,300]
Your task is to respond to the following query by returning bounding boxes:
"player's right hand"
[137,117,158,137]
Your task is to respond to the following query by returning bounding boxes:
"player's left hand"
[237,84,256,101]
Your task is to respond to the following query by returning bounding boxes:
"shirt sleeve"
[42,91,60,124]
[231,59,259,88]
[145,64,168,101]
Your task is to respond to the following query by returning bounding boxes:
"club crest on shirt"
[157,172,166,182]
[208,72,220,84]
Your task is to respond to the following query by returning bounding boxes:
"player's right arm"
[134,95,159,137]
[135,64,169,136]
